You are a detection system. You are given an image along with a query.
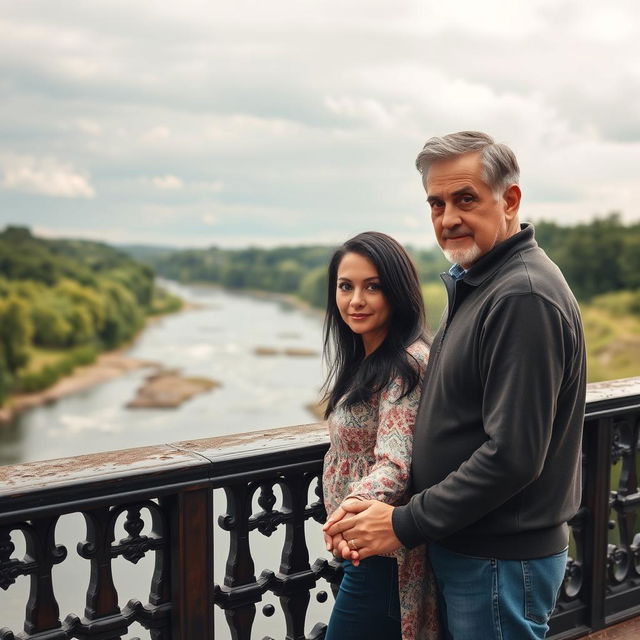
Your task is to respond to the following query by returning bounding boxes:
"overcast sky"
[1,1,639,248]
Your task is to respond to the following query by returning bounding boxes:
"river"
[0,282,333,637]
[0,282,325,465]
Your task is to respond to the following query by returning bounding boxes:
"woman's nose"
[350,288,364,306]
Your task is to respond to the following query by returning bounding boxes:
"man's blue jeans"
[324,556,401,640]
[429,543,567,640]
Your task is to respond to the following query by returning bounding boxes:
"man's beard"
[442,243,483,267]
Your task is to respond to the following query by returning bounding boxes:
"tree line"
[0,226,179,403]
[135,243,450,310]
[141,214,640,308]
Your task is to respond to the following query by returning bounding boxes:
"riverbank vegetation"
[0,226,181,404]
[139,214,640,383]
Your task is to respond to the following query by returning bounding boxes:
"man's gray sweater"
[393,224,586,559]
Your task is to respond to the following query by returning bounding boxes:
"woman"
[321,231,439,640]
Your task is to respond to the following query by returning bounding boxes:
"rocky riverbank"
[0,352,158,424]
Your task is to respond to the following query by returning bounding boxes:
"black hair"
[321,231,430,418]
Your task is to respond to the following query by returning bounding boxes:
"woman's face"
[336,251,390,355]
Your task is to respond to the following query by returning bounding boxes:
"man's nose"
[441,206,461,228]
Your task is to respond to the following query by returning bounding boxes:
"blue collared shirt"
[448,263,466,281]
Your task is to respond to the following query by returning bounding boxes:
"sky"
[1,0,639,248]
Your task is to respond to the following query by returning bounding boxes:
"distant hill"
[116,243,182,262]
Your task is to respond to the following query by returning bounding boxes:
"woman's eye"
[337,282,351,291]
[368,283,382,291]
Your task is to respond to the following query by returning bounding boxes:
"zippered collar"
[456,223,538,287]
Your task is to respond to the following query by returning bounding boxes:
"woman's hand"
[324,498,362,561]
[324,499,401,563]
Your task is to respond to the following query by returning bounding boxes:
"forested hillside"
[0,226,179,403]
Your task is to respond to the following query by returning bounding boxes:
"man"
[324,131,586,639]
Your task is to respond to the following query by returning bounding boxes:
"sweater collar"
[458,223,538,287]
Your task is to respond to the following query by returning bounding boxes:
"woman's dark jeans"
[324,556,402,640]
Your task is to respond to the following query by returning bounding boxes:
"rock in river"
[127,369,220,408]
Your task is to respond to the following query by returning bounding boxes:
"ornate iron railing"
[0,378,639,639]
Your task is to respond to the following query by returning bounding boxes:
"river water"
[0,282,325,465]
[0,282,334,637]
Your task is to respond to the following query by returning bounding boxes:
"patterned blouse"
[322,340,440,640]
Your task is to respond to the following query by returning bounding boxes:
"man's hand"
[323,500,401,562]
[323,500,360,561]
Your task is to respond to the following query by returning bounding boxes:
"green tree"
[31,303,73,347]
[0,295,33,372]
[297,266,327,308]
[98,279,144,348]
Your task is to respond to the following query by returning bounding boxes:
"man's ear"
[503,184,521,220]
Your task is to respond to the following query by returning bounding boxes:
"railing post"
[582,417,613,632]
[166,487,214,639]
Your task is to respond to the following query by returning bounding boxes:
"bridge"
[1,377,639,639]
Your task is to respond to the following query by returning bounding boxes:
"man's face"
[425,151,518,268]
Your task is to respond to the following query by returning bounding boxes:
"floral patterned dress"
[322,340,440,640]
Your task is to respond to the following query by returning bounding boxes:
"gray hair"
[415,131,520,197]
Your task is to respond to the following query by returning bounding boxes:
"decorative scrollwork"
[632,533,640,573]
[258,483,277,513]
[607,543,630,584]
[307,474,327,524]
[611,424,631,465]
[119,507,151,564]
[0,529,21,591]
[563,557,583,599]
[81,502,166,567]
[218,513,236,531]
[250,483,285,537]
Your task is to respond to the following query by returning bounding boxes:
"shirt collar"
[448,263,467,281]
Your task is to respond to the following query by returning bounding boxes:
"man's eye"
[461,195,474,204]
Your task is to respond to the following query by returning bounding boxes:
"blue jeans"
[324,556,401,640]
[429,543,567,640]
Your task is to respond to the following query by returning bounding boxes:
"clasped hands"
[322,498,402,566]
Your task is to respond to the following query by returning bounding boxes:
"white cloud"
[1,155,95,198]
[324,96,410,129]
[75,119,103,136]
[152,174,184,190]
[141,126,171,143]
[0,0,639,246]
[202,213,218,226]
[403,216,422,229]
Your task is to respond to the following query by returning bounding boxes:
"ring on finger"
[348,539,358,550]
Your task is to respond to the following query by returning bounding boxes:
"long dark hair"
[322,231,429,418]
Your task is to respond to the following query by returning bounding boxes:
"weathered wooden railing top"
[0,423,329,523]
[1,377,640,521]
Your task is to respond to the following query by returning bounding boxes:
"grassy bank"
[420,285,640,383]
